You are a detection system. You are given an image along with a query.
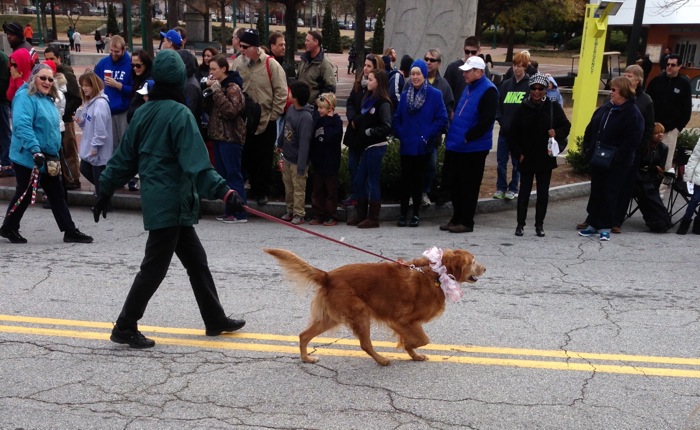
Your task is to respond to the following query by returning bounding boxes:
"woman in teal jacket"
[0,64,92,244]
[392,59,448,227]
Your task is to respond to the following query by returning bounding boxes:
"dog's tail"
[264,248,328,290]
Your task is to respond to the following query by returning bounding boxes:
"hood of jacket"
[10,49,33,81]
[85,90,110,108]
[546,75,558,88]
[222,70,243,88]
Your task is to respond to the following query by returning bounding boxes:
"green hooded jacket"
[99,99,228,230]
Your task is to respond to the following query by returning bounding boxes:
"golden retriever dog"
[264,248,486,366]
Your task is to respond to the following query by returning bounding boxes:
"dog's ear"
[442,249,474,282]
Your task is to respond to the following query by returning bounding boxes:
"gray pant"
[111,111,128,149]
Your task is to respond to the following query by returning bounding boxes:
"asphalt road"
[1,197,699,429]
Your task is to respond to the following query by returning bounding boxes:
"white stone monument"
[384,0,477,73]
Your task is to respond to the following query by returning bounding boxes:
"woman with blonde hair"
[75,72,113,197]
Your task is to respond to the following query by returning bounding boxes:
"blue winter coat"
[9,84,62,170]
[392,84,448,155]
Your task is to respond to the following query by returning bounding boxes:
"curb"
[0,181,590,222]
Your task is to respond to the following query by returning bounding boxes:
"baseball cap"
[459,56,486,71]
[160,29,183,47]
[136,80,155,95]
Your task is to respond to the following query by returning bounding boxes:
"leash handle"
[5,168,39,217]
[243,205,408,266]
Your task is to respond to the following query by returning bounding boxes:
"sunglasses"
[239,44,250,50]
[464,49,478,56]
[38,76,55,83]
[424,57,439,63]
[131,63,143,69]
[530,86,545,91]
[10,62,17,67]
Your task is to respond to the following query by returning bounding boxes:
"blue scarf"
[406,81,428,114]
[361,95,378,115]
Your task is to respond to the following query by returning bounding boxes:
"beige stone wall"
[384,0,477,73]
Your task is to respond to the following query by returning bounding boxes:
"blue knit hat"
[410,59,428,79]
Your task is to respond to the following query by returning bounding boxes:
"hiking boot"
[205,317,246,336]
[110,326,155,348]
[64,229,93,243]
[0,226,27,243]
[492,190,505,199]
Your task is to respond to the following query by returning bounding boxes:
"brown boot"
[357,201,381,228]
[346,199,368,226]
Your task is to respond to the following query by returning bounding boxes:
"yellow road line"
[1,314,699,378]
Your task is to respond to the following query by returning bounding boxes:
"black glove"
[91,193,111,223]
[33,153,45,168]
[225,190,244,214]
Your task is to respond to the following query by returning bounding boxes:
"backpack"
[242,92,261,135]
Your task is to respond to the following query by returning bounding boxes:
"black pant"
[79,160,105,196]
[445,150,489,228]
[3,163,76,233]
[587,164,631,230]
[400,154,428,217]
[242,121,276,199]
[517,169,552,227]
[115,226,228,331]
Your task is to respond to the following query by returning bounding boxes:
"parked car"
[22,6,36,14]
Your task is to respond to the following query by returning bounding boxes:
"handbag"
[43,154,62,177]
[589,143,617,170]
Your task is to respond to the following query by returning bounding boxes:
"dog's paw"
[301,355,319,364]
[411,354,428,361]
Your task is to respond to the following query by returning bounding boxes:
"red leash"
[243,205,408,266]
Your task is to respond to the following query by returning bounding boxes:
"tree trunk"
[284,0,298,67]
[354,0,366,78]
[167,0,178,29]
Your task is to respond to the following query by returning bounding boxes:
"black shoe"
[110,326,155,348]
[257,196,268,205]
[448,224,473,233]
[515,224,524,236]
[0,226,27,243]
[409,215,420,227]
[536,226,545,237]
[397,216,407,227]
[64,229,94,243]
[206,317,246,336]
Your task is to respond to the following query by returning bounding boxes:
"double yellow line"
[2,314,699,378]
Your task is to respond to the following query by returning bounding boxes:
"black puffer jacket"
[510,97,571,172]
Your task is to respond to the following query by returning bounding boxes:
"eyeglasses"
[464,49,478,56]
[131,63,143,69]
[38,76,55,83]
[667,63,679,68]
[239,44,251,50]
[530,86,545,91]
[424,57,439,63]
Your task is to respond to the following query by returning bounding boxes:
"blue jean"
[496,135,519,193]
[354,145,387,201]
[213,141,247,219]
[683,184,700,220]
[0,104,11,166]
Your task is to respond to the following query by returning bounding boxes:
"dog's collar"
[423,247,463,302]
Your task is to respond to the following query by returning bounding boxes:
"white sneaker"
[421,193,431,207]
[493,190,505,199]
[505,191,516,200]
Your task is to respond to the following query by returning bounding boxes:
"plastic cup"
[104,70,112,79]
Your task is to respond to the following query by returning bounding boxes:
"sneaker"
[281,212,294,222]
[128,178,140,191]
[257,196,268,205]
[493,190,505,199]
[397,216,408,227]
[205,317,246,336]
[505,191,516,200]
[64,229,94,243]
[309,218,323,225]
[599,231,611,241]
[341,196,356,206]
[0,226,27,243]
[421,193,431,207]
[215,214,226,221]
[578,227,598,237]
[222,215,247,224]
[409,215,420,227]
[323,218,337,226]
[244,180,251,190]
[110,326,155,348]
[291,215,305,225]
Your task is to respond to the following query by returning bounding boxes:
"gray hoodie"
[76,91,113,166]
[278,104,314,176]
